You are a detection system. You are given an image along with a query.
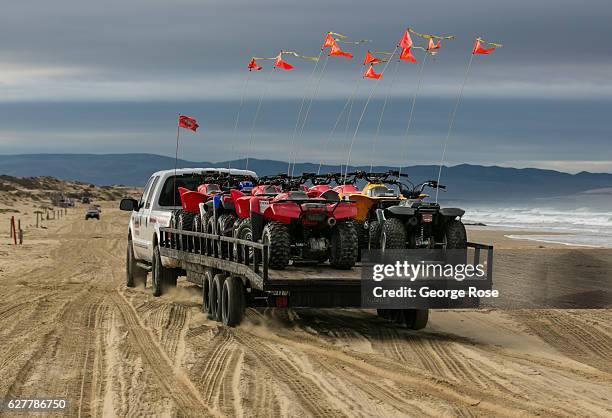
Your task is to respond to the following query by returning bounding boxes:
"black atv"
[377,180,467,250]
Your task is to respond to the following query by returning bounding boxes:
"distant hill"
[1,153,612,202]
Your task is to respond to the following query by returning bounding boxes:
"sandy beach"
[1,199,611,416]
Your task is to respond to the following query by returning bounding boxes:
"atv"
[377,180,467,250]
[244,173,358,270]
[332,171,410,253]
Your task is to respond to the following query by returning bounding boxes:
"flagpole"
[229,71,252,170]
[340,76,363,177]
[435,52,474,203]
[344,46,399,183]
[398,51,428,177]
[173,116,180,207]
[246,67,276,170]
[317,75,362,175]
[287,50,324,176]
[370,59,400,172]
[291,54,330,177]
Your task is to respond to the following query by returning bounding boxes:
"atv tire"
[192,214,202,233]
[126,235,147,288]
[381,218,406,250]
[329,222,358,269]
[368,220,383,249]
[262,222,291,270]
[234,219,254,263]
[444,220,467,249]
[177,211,195,251]
[152,245,178,297]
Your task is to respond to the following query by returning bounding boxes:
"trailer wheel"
[377,309,391,319]
[221,276,245,327]
[202,269,214,317]
[210,274,225,321]
[381,218,406,250]
[329,222,358,269]
[403,309,429,330]
[262,222,290,270]
[126,235,147,288]
[152,245,178,297]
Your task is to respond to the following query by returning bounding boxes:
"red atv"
[238,174,359,270]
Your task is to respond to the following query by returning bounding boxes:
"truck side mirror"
[119,198,139,211]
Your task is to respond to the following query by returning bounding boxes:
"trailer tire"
[221,276,245,327]
[126,235,147,288]
[263,222,290,270]
[329,222,358,269]
[368,220,383,249]
[210,274,225,321]
[377,309,391,319]
[381,218,406,250]
[202,269,214,317]
[403,309,429,330]
[152,245,178,297]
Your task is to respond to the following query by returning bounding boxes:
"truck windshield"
[158,176,203,207]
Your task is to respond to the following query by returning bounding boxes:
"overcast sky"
[0,0,611,173]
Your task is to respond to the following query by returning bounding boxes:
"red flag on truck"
[178,115,199,132]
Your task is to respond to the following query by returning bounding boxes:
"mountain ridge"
[1,153,611,202]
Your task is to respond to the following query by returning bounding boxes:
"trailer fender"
[439,208,465,218]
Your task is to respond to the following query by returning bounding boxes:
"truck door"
[138,175,160,260]
[132,176,157,260]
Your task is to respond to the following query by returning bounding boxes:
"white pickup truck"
[120,167,257,296]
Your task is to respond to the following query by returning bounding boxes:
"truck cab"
[120,168,257,271]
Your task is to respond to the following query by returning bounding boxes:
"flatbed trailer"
[158,227,493,328]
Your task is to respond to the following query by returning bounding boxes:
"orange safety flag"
[322,33,337,49]
[178,115,199,132]
[274,53,294,70]
[398,30,413,49]
[427,38,441,51]
[472,38,495,55]
[363,51,381,65]
[400,47,418,63]
[363,65,382,79]
[247,58,262,71]
[329,42,353,59]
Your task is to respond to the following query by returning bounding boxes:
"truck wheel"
[210,274,225,321]
[221,276,245,327]
[262,222,290,270]
[202,269,214,317]
[152,245,178,297]
[403,309,429,330]
[368,220,382,249]
[329,222,358,269]
[444,220,467,249]
[234,219,254,262]
[126,236,147,288]
[381,218,406,250]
